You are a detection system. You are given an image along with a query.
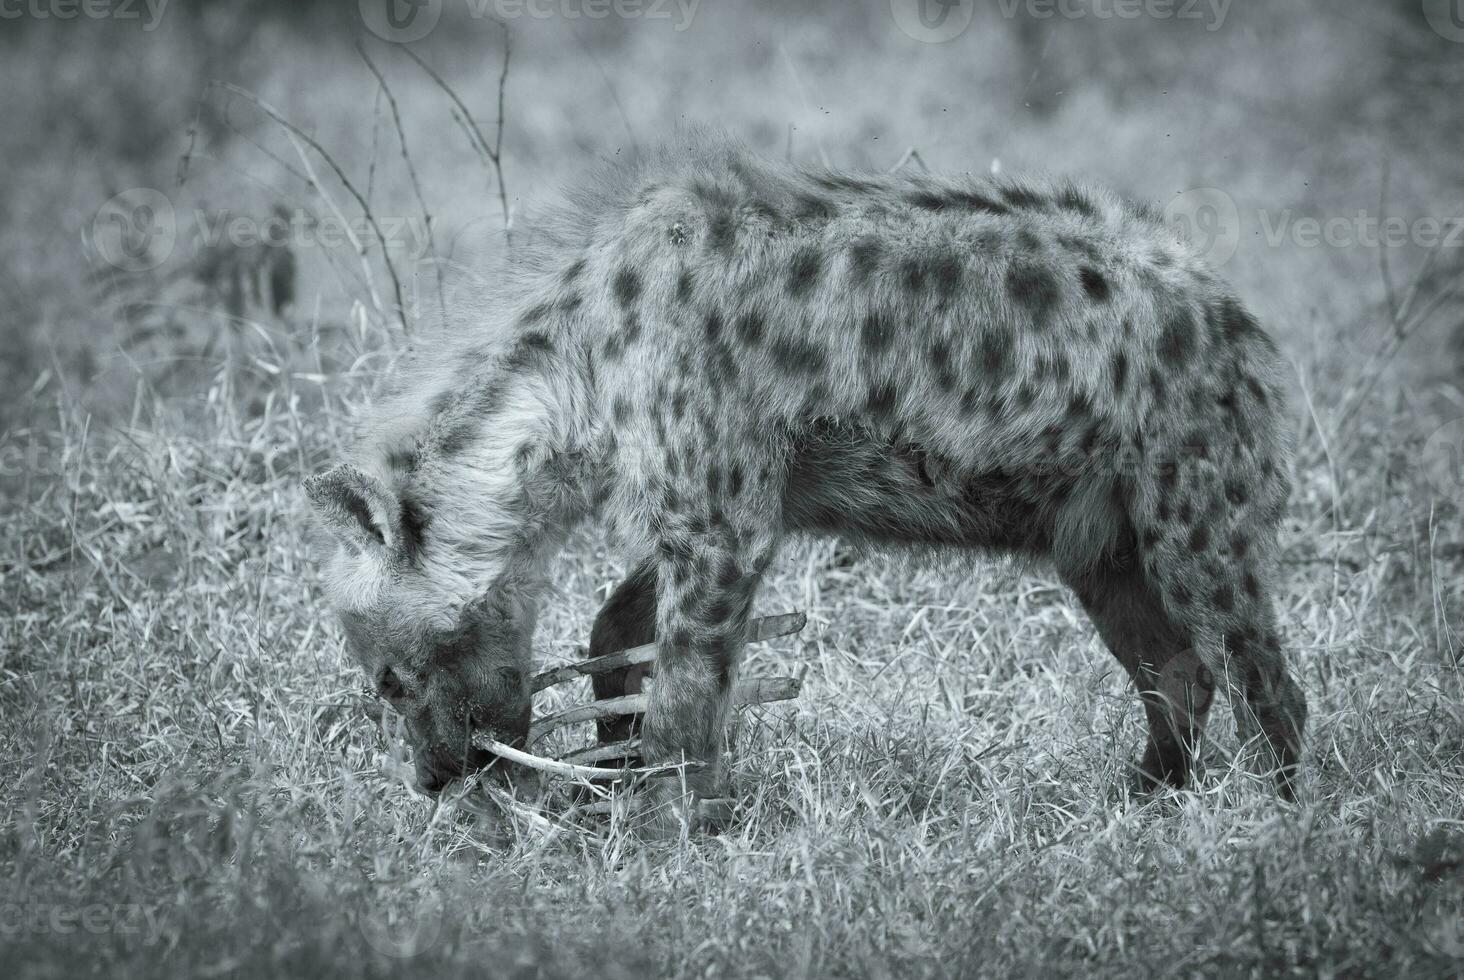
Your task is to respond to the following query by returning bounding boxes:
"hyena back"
[307,134,1305,808]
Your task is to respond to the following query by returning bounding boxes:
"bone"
[530,611,807,692]
[472,735,704,781]
[491,611,807,792]
[527,675,803,745]
[564,797,735,822]
[562,738,643,764]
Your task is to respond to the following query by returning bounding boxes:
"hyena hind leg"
[1149,558,1307,801]
[1063,552,1216,793]
[586,556,658,747]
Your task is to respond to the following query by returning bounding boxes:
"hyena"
[306,133,1306,817]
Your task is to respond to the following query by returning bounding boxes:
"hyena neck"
[399,349,598,616]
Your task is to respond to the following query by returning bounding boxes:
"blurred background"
[3,3,1464,976]
[3,0,1462,428]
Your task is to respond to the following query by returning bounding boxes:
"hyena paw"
[1129,742,1193,796]
[625,774,737,839]
[1128,766,1182,798]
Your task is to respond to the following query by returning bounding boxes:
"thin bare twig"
[1335,251,1462,440]
[570,24,638,155]
[1378,162,1397,323]
[1294,363,1345,601]
[398,32,513,239]
[493,27,512,235]
[778,45,832,169]
[177,90,205,188]
[357,42,448,325]
[218,91,312,187]
[889,147,931,175]
[220,82,412,335]
[365,81,383,203]
[1394,238,1446,327]
[1324,162,1464,448]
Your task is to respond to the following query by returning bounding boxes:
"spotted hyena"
[306,133,1306,816]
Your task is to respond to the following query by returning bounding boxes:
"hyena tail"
[1129,345,1306,798]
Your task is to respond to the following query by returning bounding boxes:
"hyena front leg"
[587,556,658,746]
[641,524,775,814]
[635,464,781,829]
[1063,548,1215,792]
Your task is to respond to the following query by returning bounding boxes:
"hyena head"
[305,462,535,793]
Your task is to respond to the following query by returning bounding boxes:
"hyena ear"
[303,464,402,553]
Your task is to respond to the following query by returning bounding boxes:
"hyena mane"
[307,130,1306,808]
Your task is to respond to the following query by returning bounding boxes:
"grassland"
[2,2,1462,977]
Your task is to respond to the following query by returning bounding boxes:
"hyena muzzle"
[306,134,1306,816]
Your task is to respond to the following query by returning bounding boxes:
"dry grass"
[3,384,1462,978]
[3,2,1464,977]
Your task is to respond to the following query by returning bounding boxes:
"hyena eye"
[375,665,409,704]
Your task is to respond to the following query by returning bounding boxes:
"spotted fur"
[307,132,1305,807]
